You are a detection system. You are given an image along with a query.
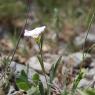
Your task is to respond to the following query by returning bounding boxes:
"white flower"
[24,26,46,38]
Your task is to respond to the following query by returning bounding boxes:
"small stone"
[90,60,95,68]
[74,30,95,47]
[7,85,15,95]
[78,78,91,88]
[42,44,51,52]
[85,68,95,80]
[44,53,59,63]
[10,62,27,77]
[64,52,91,68]
[26,56,52,74]
[40,75,48,88]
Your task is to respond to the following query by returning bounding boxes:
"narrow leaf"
[54,56,62,75]
[72,71,83,94]
[37,55,45,73]
[39,80,45,95]
[50,56,62,83]
[40,34,44,51]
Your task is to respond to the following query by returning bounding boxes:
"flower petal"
[24,26,46,38]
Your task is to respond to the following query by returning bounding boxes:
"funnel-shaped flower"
[24,26,46,38]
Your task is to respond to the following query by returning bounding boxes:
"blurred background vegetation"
[1,1,95,94]
[0,0,95,54]
[0,0,95,34]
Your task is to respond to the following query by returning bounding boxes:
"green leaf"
[50,64,55,83]
[16,70,31,91]
[37,55,45,73]
[17,81,30,91]
[72,70,83,94]
[39,80,45,95]
[50,56,62,83]
[77,89,87,95]
[21,70,27,77]
[54,56,62,75]
[20,70,28,81]
[40,34,44,51]
[32,73,40,81]
[49,56,62,95]
[2,57,10,65]
[32,73,40,85]
[86,88,95,95]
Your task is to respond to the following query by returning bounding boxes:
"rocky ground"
[0,18,95,95]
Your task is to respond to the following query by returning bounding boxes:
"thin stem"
[37,35,48,88]
[10,3,30,63]
[0,0,31,81]
[40,45,48,87]
[71,9,95,95]
[41,53,48,87]
[86,44,95,53]
[82,10,95,68]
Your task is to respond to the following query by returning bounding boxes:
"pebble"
[64,52,91,68]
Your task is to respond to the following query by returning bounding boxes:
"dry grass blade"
[82,10,95,62]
